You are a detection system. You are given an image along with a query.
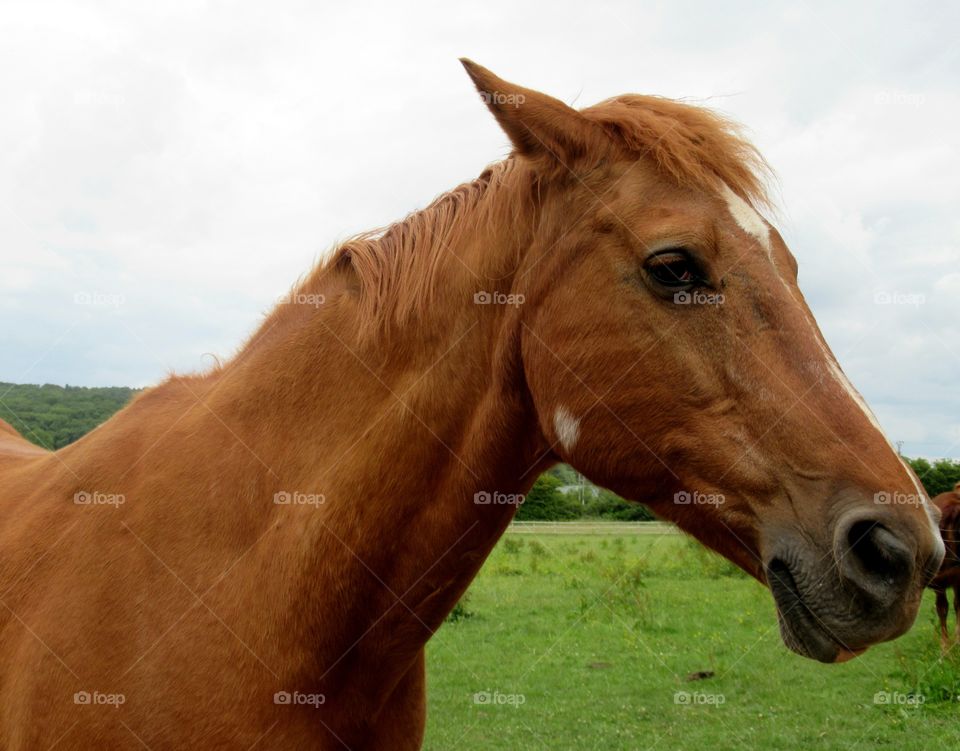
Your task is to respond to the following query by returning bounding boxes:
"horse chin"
[774,604,867,664]
[767,558,868,664]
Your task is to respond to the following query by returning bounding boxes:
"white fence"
[506,520,680,536]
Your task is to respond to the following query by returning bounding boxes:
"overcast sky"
[0,1,957,458]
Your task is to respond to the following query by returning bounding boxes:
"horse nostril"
[842,519,914,595]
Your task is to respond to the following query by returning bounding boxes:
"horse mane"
[309,158,534,336]
[303,95,772,338]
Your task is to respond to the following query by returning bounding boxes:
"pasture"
[425,524,960,750]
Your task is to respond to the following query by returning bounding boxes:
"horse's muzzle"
[764,507,944,663]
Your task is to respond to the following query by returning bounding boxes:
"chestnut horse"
[930,483,960,646]
[0,61,945,749]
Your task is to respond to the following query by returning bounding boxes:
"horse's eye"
[645,251,700,288]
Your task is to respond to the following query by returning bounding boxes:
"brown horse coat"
[930,483,960,645]
[0,61,944,749]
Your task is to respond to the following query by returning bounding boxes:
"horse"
[0,60,944,749]
[930,482,960,647]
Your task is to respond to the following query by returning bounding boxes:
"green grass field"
[424,525,960,750]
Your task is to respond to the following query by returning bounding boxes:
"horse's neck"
[254,257,548,688]
[63,187,551,696]
[286,322,547,688]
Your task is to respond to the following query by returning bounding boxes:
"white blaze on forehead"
[824,355,888,439]
[810,322,937,517]
[553,406,580,454]
[721,183,771,256]
[810,328,891,446]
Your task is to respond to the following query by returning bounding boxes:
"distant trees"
[582,488,657,521]
[0,382,139,449]
[515,473,579,520]
[906,457,960,498]
[515,469,656,521]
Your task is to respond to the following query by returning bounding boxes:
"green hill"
[0,382,140,450]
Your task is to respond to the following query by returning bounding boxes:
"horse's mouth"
[766,558,867,664]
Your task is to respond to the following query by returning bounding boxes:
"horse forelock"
[583,94,774,211]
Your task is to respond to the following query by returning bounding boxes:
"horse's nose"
[835,514,918,608]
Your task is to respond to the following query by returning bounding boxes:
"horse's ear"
[460,58,600,164]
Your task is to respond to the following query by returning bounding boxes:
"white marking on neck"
[553,406,580,454]
[721,183,771,256]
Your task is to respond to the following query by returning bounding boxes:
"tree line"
[0,382,140,450]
